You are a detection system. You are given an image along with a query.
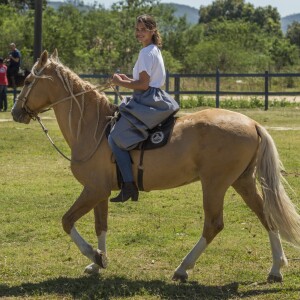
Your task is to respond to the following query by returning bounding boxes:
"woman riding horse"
[11,49,300,283]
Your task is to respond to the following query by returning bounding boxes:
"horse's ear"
[51,49,58,60]
[37,50,48,68]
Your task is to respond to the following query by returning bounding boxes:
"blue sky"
[83,0,300,17]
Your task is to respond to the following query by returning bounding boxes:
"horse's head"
[11,50,58,124]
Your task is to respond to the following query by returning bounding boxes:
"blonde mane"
[32,55,116,141]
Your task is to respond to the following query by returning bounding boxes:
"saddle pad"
[106,114,176,151]
[137,115,176,150]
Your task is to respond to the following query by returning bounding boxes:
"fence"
[10,70,300,110]
[166,70,300,110]
[80,70,300,110]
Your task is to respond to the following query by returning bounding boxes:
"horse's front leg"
[84,201,109,274]
[62,186,109,273]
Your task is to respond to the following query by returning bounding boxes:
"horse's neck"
[53,90,115,156]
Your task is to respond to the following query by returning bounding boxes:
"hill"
[165,3,199,24]
[48,1,300,32]
[281,13,300,32]
[47,1,199,23]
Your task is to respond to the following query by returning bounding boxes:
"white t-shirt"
[132,44,166,88]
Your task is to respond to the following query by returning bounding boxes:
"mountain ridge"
[281,13,300,32]
[48,1,300,31]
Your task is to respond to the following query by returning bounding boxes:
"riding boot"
[110,182,139,202]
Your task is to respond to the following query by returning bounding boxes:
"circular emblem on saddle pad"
[150,131,164,144]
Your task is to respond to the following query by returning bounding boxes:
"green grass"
[0,104,300,299]
[179,95,300,109]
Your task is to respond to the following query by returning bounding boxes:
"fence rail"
[10,70,300,110]
[80,70,300,110]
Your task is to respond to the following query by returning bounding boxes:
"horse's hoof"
[84,263,100,274]
[172,271,188,283]
[267,273,283,283]
[94,249,108,269]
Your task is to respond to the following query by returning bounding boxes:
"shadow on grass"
[1,276,298,299]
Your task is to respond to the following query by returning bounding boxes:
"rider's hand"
[111,73,123,86]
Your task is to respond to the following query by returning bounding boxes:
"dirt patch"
[265,126,300,131]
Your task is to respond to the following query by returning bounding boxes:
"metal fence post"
[216,68,220,108]
[264,70,269,111]
[166,71,169,93]
[114,69,120,105]
[174,75,180,104]
[114,86,120,105]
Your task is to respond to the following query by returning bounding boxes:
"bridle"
[16,59,120,162]
[16,61,52,120]
[17,60,115,118]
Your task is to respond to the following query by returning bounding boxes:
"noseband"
[16,61,52,120]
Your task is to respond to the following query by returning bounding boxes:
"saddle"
[135,114,176,150]
[107,113,177,191]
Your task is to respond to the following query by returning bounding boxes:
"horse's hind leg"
[84,201,109,274]
[232,172,288,282]
[173,184,227,282]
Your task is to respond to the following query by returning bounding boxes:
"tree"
[42,5,86,69]
[0,4,29,63]
[286,21,300,48]
[250,5,282,36]
[109,0,188,73]
[199,0,254,23]
[269,38,299,71]
[199,0,282,36]
[0,0,47,10]
[1,0,299,74]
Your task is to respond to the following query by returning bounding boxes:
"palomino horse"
[12,50,300,283]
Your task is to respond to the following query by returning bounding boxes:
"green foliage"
[179,96,300,110]
[286,21,300,48]
[269,38,299,71]
[180,96,216,108]
[199,0,282,36]
[161,50,183,73]
[0,0,300,74]
[0,0,47,10]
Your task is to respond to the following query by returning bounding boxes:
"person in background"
[7,43,21,102]
[0,57,8,112]
[108,14,179,203]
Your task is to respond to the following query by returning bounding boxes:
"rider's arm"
[111,71,150,91]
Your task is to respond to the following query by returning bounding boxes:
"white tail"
[256,124,300,247]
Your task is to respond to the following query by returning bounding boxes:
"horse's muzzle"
[11,106,31,124]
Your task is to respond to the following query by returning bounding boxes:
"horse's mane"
[34,55,116,108]
[32,55,117,140]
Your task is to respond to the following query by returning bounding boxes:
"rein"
[36,111,119,163]
[18,60,121,163]
[36,116,72,161]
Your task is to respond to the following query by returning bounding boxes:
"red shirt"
[0,64,8,86]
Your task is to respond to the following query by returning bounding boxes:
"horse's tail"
[256,124,300,247]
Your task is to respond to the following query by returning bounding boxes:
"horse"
[11,49,300,283]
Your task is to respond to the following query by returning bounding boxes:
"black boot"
[110,182,139,202]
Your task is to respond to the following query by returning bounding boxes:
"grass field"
[0,103,300,299]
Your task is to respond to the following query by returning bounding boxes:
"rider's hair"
[136,14,162,48]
